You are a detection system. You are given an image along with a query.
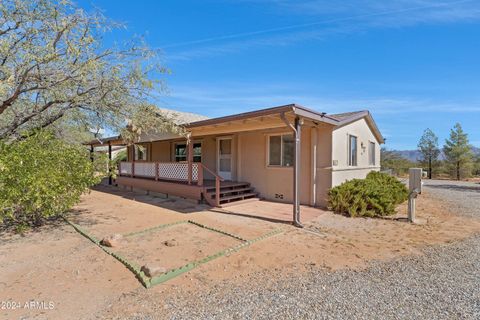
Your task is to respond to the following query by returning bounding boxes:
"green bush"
[0,131,103,230]
[328,171,409,217]
[365,171,409,204]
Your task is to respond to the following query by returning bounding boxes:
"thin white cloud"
[155,82,480,149]
[158,82,480,117]
[164,0,480,61]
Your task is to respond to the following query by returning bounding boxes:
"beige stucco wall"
[151,141,171,162]
[236,126,315,205]
[331,118,381,187]
[313,124,334,208]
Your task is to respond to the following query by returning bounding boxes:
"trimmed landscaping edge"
[62,215,283,288]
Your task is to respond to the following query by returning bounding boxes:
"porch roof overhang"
[186,104,339,128]
[82,103,384,144]
[185,104,340,137]
[84,135,126,147]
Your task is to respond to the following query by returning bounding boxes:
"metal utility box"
[409,168,422,194]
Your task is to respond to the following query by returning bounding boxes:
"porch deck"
[116,161,259,207]
[116,175,249,189]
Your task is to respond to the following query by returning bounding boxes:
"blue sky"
[78,0,480,150]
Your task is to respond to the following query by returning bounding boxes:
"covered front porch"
[85,105,336,225]
[116,161,258,207]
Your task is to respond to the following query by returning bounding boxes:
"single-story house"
[87,104,383,226]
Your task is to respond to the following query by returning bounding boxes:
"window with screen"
[369,141,376,165]
[175,142,202,162]
[268,134,294,167]
[348,135,357,166]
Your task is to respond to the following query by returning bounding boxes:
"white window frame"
[348,134,358,167]
[267,133,294,168]
[369,141,376,166]
[174,141,202,162]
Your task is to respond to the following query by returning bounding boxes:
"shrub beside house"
[328,171,408,217]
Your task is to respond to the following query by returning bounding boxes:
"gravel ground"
[161,236,480,320]
[422,179,480,218]
[121,180,477,320]
[106,180,479,320]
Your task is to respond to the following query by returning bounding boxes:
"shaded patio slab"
[210,199,327,224]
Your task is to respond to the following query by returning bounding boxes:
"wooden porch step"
[208,187,254,196]
[202,181,260,207]
[204,182,250,192]
[218,192,259,203]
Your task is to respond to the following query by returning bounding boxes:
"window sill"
[333,166,381,172]
[266,165,294,169]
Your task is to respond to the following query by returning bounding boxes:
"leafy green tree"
[473,154,480,176]
[417,128,440,179]
[0,0,179,142]
[0,0,184,231]
[443,123,473,180]
[0,131,103,230]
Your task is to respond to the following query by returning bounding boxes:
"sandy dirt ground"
[1,184,479,319]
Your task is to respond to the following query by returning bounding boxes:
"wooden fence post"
[187,138,193,185]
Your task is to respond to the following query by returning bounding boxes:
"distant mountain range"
[394,146,480,162]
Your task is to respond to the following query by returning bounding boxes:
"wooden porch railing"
[198,163,224,207]
[119,162,199,182]
[118,161,224,207]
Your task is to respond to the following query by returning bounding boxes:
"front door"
[217,137,232,180]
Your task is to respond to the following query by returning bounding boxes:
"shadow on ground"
[67,207,119,227]
[0,215,69,241]
[91,184,210,214]
[209,207,294,225]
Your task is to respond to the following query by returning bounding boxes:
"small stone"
[100,234,123,247]
[163,239,178,247]
[141,264,167,277]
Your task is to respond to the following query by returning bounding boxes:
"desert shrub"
[328,171,409,217]
[0,131,103,230]
[365,171,409,204]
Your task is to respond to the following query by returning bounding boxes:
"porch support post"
[90,145,94,162]
[131,144,135,178]
[108,142,112,185]
[198,164,204,186]
[293,117,303,228]
[187,134,193,185]
[280,113,304,228]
